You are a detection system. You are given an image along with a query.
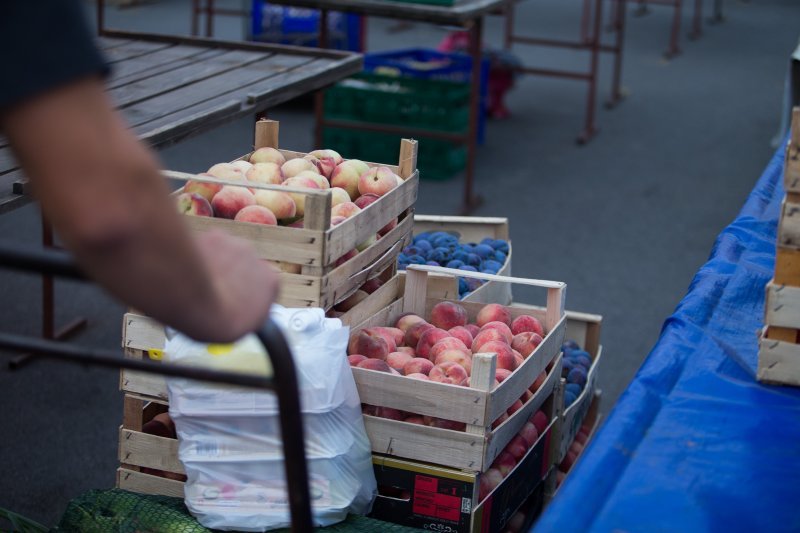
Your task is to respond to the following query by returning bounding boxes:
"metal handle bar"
[0,241,313,533]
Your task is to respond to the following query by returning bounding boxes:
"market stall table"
[534,141,800,531]
[0,30,361,367]
[262,0,506,213]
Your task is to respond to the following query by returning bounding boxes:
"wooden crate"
[550,391,602,497]
[403,215,513,305]
[514,304,602,462]
[759,107,800,386]
[349,265,566,471]
[166,119,419,309]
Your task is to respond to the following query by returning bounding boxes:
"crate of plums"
[399,215,512,303]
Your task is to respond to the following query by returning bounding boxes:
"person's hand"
[189,230,280,343]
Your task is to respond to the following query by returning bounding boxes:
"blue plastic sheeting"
[535,143,800,533]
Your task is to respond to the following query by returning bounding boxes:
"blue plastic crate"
[251,0,361,52]
[364,48,489,144]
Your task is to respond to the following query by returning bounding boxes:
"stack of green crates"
[323,73,469,181]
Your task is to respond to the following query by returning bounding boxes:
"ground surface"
[1,0,798,526]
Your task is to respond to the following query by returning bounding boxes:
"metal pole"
[206,0,215,38]
[314,9,330,149]
[689,0,702,39]
[463,18,483,213]
[665,0,682,58]
[503,2,514,51]
[97,0,106,35]
[191,0,200,36]
[578,0,602,144]
[606,0,627,108]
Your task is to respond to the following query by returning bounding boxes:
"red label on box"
[412,475,462,522]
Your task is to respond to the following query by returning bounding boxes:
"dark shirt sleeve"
[0,1,110,112]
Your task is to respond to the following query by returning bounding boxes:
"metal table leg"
[577,0,602,144]
[664,0,682,58]
[606,0,627,108]
[688,0,702,40]
[462,18,484,214]
[313,8,330,149]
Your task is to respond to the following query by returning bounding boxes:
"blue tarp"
[535,143,800,533]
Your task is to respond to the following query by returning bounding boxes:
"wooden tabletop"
[0,30,362,214]
[259,0,509,25]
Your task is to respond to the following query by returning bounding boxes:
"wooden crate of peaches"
[168,119,419,309]
[347,264,567,472]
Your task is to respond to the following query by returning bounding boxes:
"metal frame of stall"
[0,242,315,533]
[501,0,628,144]
[631,0,725,59]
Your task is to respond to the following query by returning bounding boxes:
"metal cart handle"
[0,241,314,533]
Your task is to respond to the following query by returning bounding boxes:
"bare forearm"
[2,78,273,341]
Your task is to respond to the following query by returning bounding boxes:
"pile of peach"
[349,302,551,430]
[479,409,550,502]
[175,148,405,273]
[556,418,593,486]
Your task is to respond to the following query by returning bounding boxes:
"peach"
[480,321,514,343]
[529,371,547,393]
[176,192,213,217]
[429,361,469,385]
[334,290,367,312]
[390,368,401,376]
[508,512,526,533]
[234,205,277,225]
[492,451,517,478]
[356,234,377,253]
[506,435,528,462]
[246,162,284,185]
[478,468,504,501]
[308,149,343,166]
[397,347,415,356]
[476,304,512,327]
[405,372,430,381]
[287,218,305,228]
[434,349,472,375]
[354,193,380,210]
[376,407,405,421]
[403,357,434,376]
[305,154,337,179]
[331,202,362,219]
[465,324,481,338]
[387,352,413,373]
[512,332,544,358]
[519,422,539,448]
[184,177,222,203]
[356,359,392,373]
[429,337,469,361]
[231,160,254,173]
[329,187,351,206]
[404,415,427,424]
[396,314,426,332]
[362,404,379,416]
[379,218,398,237]
[430,301,469,330]
[360,278,384,294]
[375,327,404,347]
[296,170,330,189]
[513,352,524,369]
[520,389,533,403]
[334,249,358,268]
[506,399,523,417]
[416,328,450,359]
[404,322,435,347]
[447,326,474,347]
[363,327,397,353]
[575,431,589,445]
[207,163,245,181]
[249,147,286,166]
[331,215,347,227]
[282,176,320,217]
[560,450,577,471]
[491,413,509,430]
[495,368,512,383]
[428,418,466,431]
[348,354,367,366]
[358,166,398,197]
[348,330,389,359]
[211,186,255,219]
[330,160,367,200]
[477,341,517,371]
[254,190,296,219]
[511,315,544,336]
[281,158,317,178]
[472,329,509,353]
[532,411,549,434]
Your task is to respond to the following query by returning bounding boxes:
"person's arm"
[1,77,279,343]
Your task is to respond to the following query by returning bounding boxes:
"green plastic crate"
[324,73,470,133]
[323,127,465,181]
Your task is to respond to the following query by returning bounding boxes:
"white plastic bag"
[163,305,377,532]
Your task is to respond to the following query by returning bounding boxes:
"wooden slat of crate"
[119,427,184,474]
[783,108,800,194]
[364,357,561,471]
[412,215,509,241]
[757,330,800,386]
[764,281,800,329]
[117,468,184,498]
